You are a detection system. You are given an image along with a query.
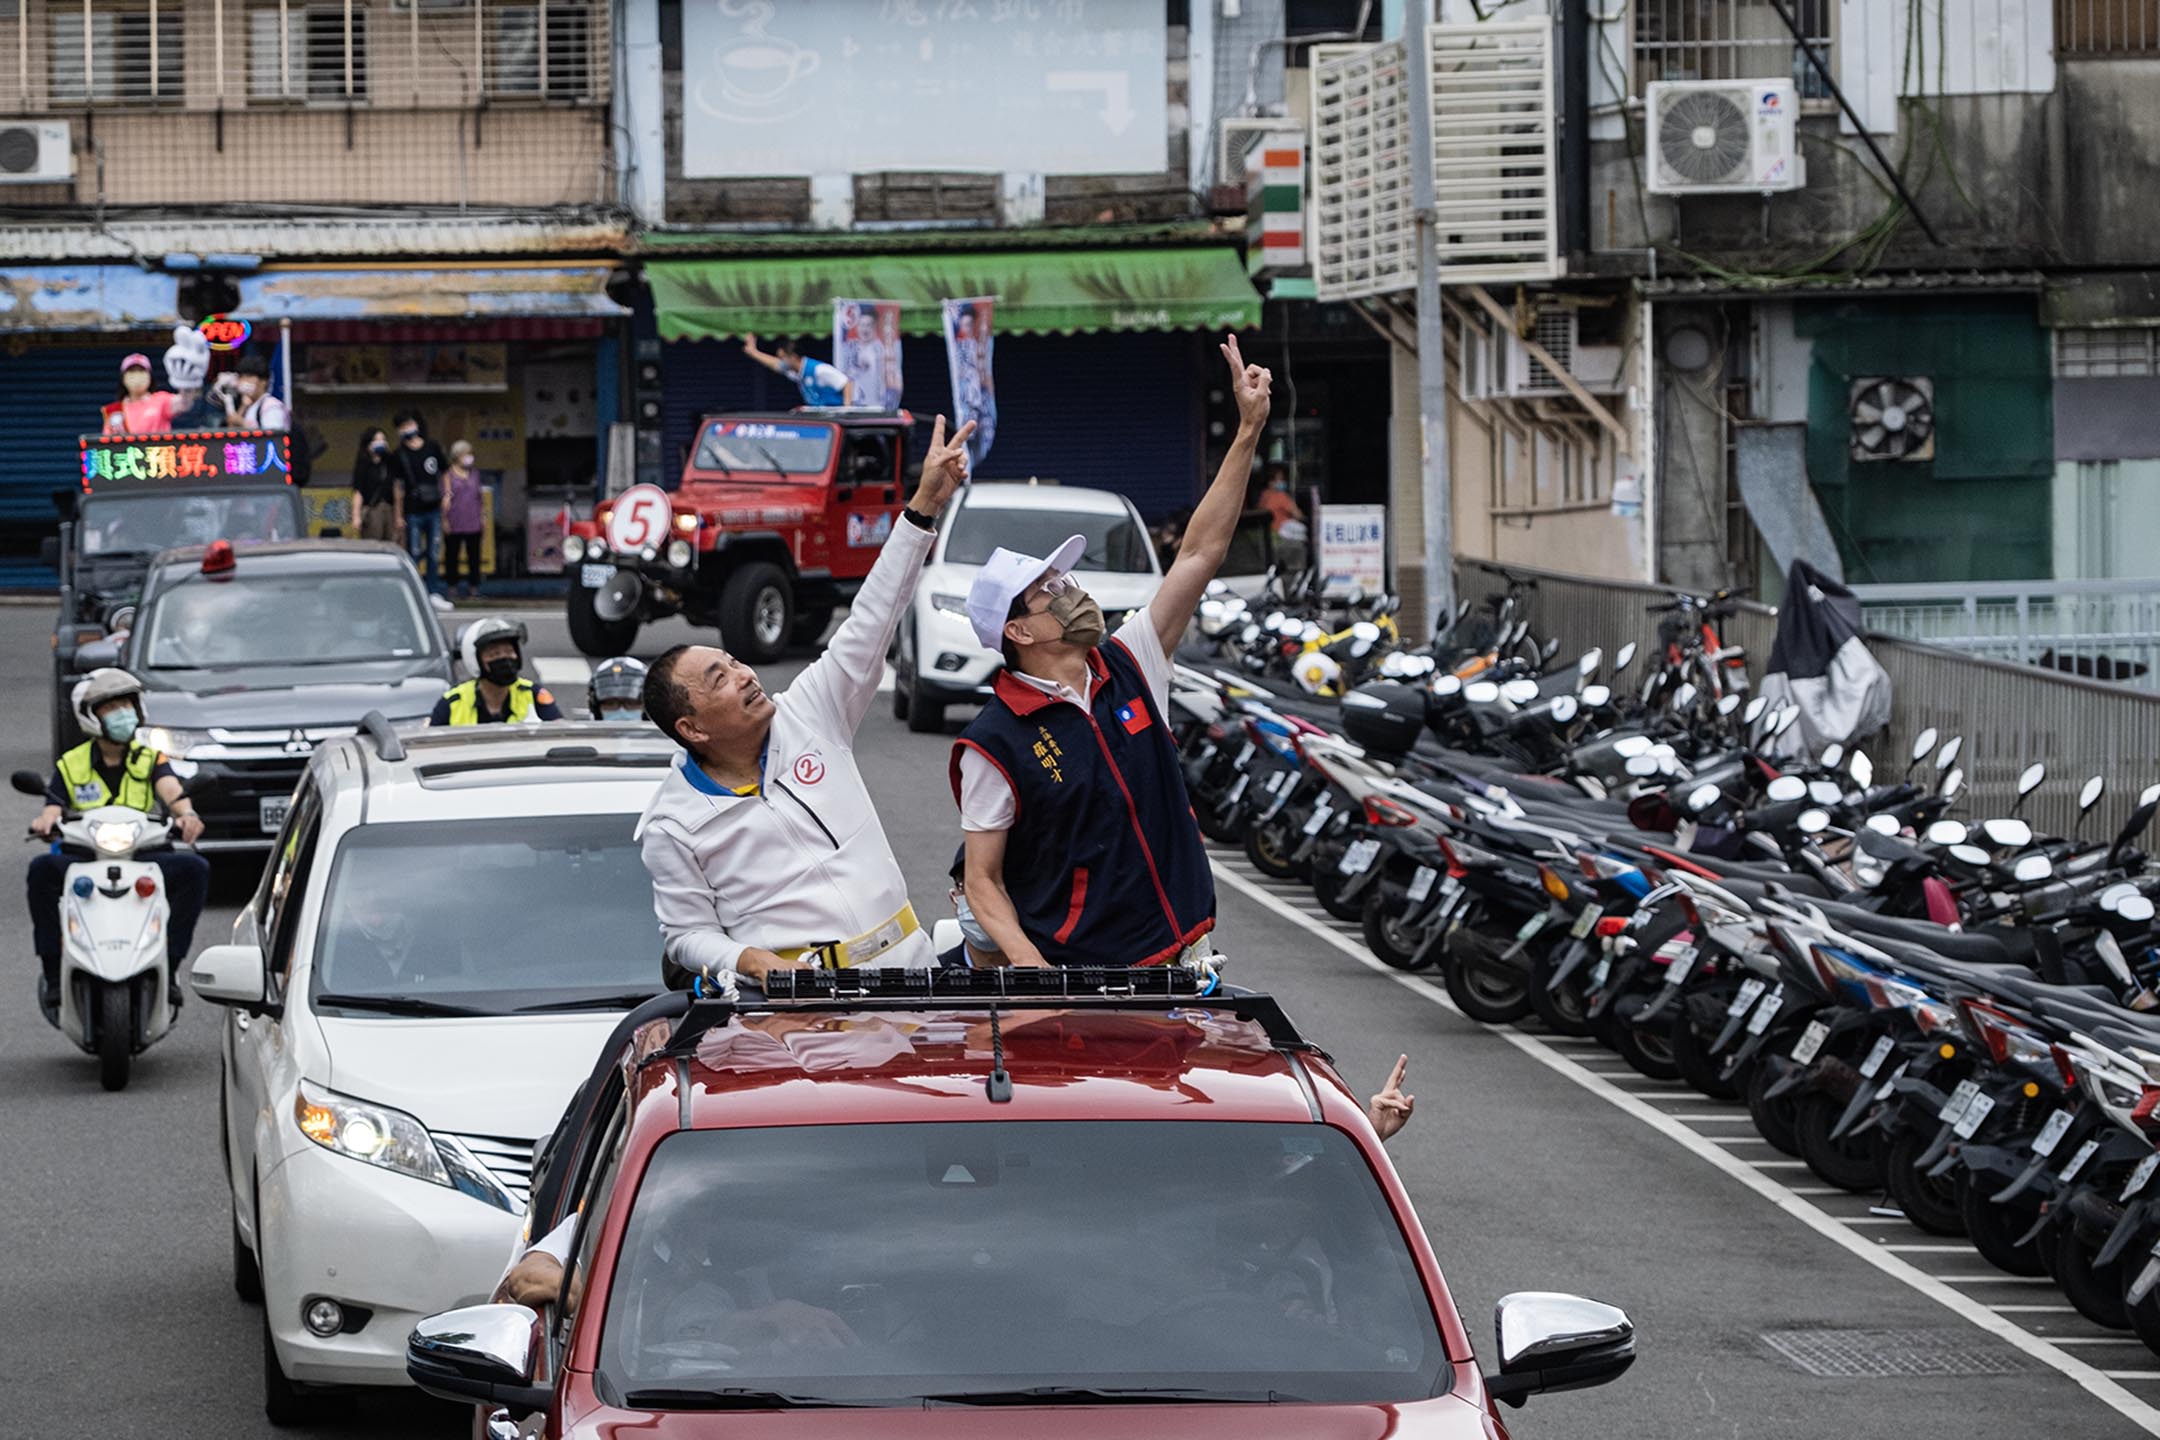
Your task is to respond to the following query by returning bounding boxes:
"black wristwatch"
[900,506,936,531]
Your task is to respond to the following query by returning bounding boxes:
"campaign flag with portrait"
[832,299,903,410]
[941,297,997,468]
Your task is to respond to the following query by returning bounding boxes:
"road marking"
[1880,1244,1975,1252]
[1840,1217,1913,1225]
[1936,1275,2061,1284]
[1664,1113,1755,1121]
[1211,860,2160,1436]
[2109,1373,2160,1380]
[534,656,591,688]
[1991,1305,2083,1314]
[1707,1136,1773,1146]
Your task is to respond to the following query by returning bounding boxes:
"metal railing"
[2056,0,2160,56]
[1630,0,1835,98]
[1848,578,2160,692]
[1456,559,2160,839]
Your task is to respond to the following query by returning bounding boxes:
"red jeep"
[564,409,914,662]
[408,975,1637,1435]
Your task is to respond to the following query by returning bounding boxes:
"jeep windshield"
[311,815,658,1015]
[141,571,432,668]
[80,492,301,557]
[944,508,1154,573]
[596,1121,1446,1407]
[692,421,835,480]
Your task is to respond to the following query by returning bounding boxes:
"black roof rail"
[357,710,406,762]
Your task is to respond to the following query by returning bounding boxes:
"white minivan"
[190,719,671,1424]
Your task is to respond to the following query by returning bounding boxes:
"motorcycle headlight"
[931,592,970,618]
[562,534,586,564]
[294,1080,451,1188]
[666,538,693,568]
[92,821,137,854]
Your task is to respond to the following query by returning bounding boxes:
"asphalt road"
[0,598,2151,1437]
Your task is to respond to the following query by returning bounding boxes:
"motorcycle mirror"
[1935,735,1963,770]
[1687,783,1721,813]
[2110,798,2160,868]
[2017,761,2047,797]
[1821,743,1844,769]
[1205,579,1228,595]
[1673,682,1699,708]
[1352,621,1381,643]
[1809,780,1843,805]
[1614,641,1638,672]
[1624,754,1660,778]
[1717,693,1742,716]
[1981,817,2034,849]
[1222,597,1248,618]
[9,769,45,797]
[1577,647,1603,678]
[1501,678,1540,706]
[1300,621,1324,642]
[2081,775,2106,813]
[1949,843,1993,868]
[1614,735,1653,758]
[1775,705,1801,736]
[1549,694,1580,724]
[1465,680,1502,704]
[1941,766,1965,800]
[1432,674,1464,698]
[2123,895,2158,924]
[1865,813,1901,836]
[2013,853,2054,883]
[1910,727,1938,763]
[1766,775,1808,803]
[1649,742,1677,760]
[2101,882,2138,914]
[1849,751,1873,788]
[1924,819,1969,845]
[1744,696,1767,724]
[1239,623,1261,643]
[2144,783,2160,807]
[1541,636,1561,662]
[1581,684,1611,708]
[1349,637,1375,659]
[1265,610,1287,629]
[1455,598,1473,621]
[1797,809,1831,835]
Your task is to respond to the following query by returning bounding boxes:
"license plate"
[2059,1139,2100,1184]
[1953,1093,1996,1139]
[1301,806,1333,836]
[1438,876,1463,905]
[259,795,290,834]
[2126,1153,2160,1201]
[1590,957,1612,988]
[580,562,612,588]
[1406,867,1437,903]
[1339,838,1382,875]
[1234,741,1257,768]
[1728,978,1768,1018]
[1515,910,1552,943]
[1266,770,1291,795]
[2033,1109,2074,1158]
[1790,1018,1830,1064]
[1858,1035,1895,1079]
[1570,902,1604,940]
[1746,986,1785,1034]
[1225,773,1251,805]
[1661,944,1697,986]
[1939,1079,1982,1124]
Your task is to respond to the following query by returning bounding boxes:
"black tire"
[1527,941,1596,1038]
[1611,1005,1683,1081]
[1195,787,1246,844]
[2056,1225,2133,1330]
[1744,1057,1805,1158]
[719,561,794,665]
[1444,926,1534,1025]
[1309,855,1367,922]
[232,1209,263,1304]
[1243,814,1304,881]
[1364,889,1436,970]
[2121,1256,2160,1356]
[262,1311,328,1426]
[1670,1008,1743,1100]
[1883,1127,1967,1236]
[791,605,835,648]
[566,578,639,658]
[96,981,131,1092]
[903,659,946,734]
[1794,1092,1886,1192]
[1957,1174,2050,1276]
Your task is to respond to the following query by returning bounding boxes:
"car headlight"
[295,1080,451,1188]
[666,538,693,568]
[139,726,211,758]
[562,534,586,564]
[92,821,137,854]
[587,538,608,560]
[931,592,970,618]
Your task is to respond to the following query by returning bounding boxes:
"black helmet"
[589,656,649,719]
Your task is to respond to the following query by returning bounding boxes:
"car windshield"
[80,493,300,557]
[943,506,1154,574]
[141,571,431,668]
[311,815,658,1014]
[596,1121,1445,1406]
[693,421,835,480]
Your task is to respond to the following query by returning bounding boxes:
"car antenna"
[985,1005,1012,1104]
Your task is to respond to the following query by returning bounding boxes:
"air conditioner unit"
[1500,298,1627,399]
[1219,118,1303,194]
[0,121,72,185]
[1646,80,1803,195]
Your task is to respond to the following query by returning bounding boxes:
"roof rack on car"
[657,967,1321,1061]
[357,710,405,762]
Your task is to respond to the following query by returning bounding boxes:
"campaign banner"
[942,297,997,468]
[832,299,903,410]
[1316,503,1387,600]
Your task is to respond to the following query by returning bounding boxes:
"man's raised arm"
[1149,335,1273,655]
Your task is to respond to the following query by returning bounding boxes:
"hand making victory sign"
[911,414,977,517]
[1368,1054,1416,1142]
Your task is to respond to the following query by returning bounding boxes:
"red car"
[408,977,1634,1435]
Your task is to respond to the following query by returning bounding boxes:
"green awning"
[646,245,1261,341]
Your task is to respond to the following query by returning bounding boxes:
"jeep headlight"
[562,534,586,564]
[295,1080,450,1188]
[666,538,693,568]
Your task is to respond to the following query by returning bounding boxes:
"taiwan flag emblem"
[1116,699,1152,735]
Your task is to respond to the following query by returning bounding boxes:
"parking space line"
[1878,1244,1976,1252]
[1992,1305,2084,1313]
[1936,1275,2062,1284]
[1211,860,2160,1436]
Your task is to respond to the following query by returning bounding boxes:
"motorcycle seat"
[1805,900,2016,965]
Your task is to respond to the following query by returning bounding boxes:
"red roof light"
[201,539,236,575]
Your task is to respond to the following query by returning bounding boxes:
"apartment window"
[1632,0,1833,100]
[48,3,184,104]
[2056,1,2160,57]
[2054,326,2160,378]
[488,3,597,99]
[250,6,369,101]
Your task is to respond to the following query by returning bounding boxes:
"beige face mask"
[1048,586,1106,649]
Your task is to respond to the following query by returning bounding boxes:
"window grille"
[2054,326,2160,378]
[2056,0,2160,56]
[1631,0,1833,100]
[49,2,184,105]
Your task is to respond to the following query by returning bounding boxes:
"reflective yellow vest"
[55,740,158,811]
[442,677,540,725]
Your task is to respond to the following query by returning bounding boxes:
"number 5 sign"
[607,484,673,553]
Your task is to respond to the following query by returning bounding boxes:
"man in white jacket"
[637,416,976,993]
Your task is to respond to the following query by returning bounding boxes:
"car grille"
[438,1132,537,1211]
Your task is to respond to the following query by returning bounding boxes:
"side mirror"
[1716,693,1742,716]
[75,639,122,670]
[1981,817,2034,849]
[2123,895,2158,924]
[1941,766,1965,800]
[1687,783,1721,813]
[1624,754,1660,778]
[1766,775,1808,803]
[406,1304,550,1413]
[1540,636,1561,662]
[1849,751,1873,788]
[1672,682,1698,709]
[1613,735,1653,759]
[1865,813,1901,836]
[1935,735,1963,770]
[1924,819,1969,845]
[1483,1292,1636,1407]
[1949,843,1993,868]
[1797,809,1832,835]
[2017,762,2047,797]
[190,943,272,1013]
[2110,798,2160,868]
[1432,673,1464,698]
[1821,743,1844,769]
[10,769,45,797]
[1808,780,1843,805]
[1501,678,1540,706]
[1743,696,1767,724]
[1465,681,1502,704]
[2080,775,2106,813]
[1548,694,1579,724]
[1774,706,1800,736]
[1576,647,1602,678]
[1911,726,1939,763]
[2013,853,2054,883]
[1581,684,1611,708]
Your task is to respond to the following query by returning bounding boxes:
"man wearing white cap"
[948,336,1272,968]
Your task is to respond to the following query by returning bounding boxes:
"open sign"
[198,314,253,352]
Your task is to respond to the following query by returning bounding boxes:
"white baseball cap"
[965,534,1085,650]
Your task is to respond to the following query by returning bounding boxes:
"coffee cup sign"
[197,315,253,353]
[704,0,818,118]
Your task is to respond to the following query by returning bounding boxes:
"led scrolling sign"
[78,430,294,492]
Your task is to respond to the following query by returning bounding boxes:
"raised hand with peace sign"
[909,413,977,520]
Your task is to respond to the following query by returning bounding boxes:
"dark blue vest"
[951,639,1215,966]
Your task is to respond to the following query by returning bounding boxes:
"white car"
[188,720,672,1423]
[890,482,1163,733]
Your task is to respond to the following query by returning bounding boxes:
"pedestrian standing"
[950,336,1271,970]
[350,429,400,543]
[442,440,487,600]
[390,410,448,601]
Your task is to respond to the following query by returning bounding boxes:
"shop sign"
[79,430,293,491]
[197,314,253,352]
[1317,503,1387,599]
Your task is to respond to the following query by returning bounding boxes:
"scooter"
[13,771,182,1091]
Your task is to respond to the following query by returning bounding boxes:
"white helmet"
[72,667,145,738]
[1292,652,1342,696]
[458,616,527,679]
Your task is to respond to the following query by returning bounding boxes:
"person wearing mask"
[950,337,1271,971]
[350,429,399,543]
[430,617,563,726]
[101,354,177,435]
[588,656,649,721]
[222,352,291,431]
[26,669,208,1026]
[637,416,974,995]
[442,439,487,600]
[1257,461,1309,572]
[390,410,449,602]
[739,333,856,407]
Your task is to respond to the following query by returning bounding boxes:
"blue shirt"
[794,361,849,407]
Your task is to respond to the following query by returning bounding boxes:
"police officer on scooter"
[27,669,208,1026]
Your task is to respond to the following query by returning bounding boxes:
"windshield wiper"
[923,1386,1281,1406]
[516,991,663,1014]
[620,1388,886,1410]
[312,993,490,1017]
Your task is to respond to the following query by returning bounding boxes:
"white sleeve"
[1112,608,1173,718]
[530,1213,578,1265]
[956,746,1018,832]
[642,823,746,981]
[783,517,935,740]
